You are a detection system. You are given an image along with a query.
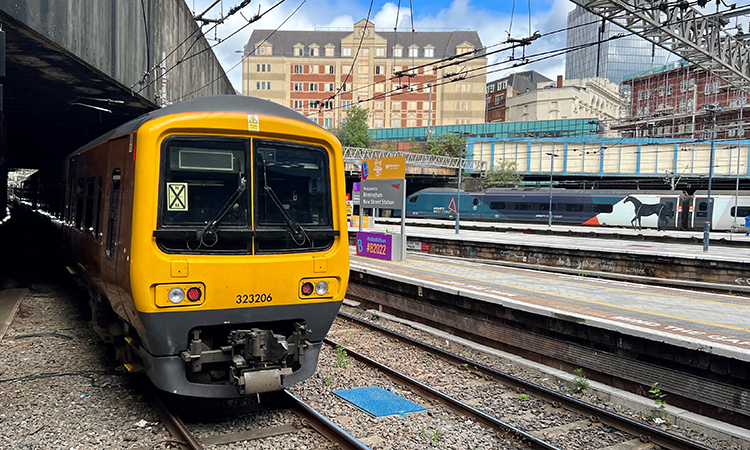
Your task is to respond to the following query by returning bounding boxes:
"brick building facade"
[615,61,749,140]
[242,19,487,129]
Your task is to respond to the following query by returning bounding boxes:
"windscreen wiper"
[198,173,247,245]
[259,155,310,246]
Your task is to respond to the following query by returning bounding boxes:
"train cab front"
[129,114,348,398]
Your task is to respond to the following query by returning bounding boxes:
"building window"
[323,101,333,110]
[374,118,384,128]
[658,85,664,97]
[638,90,643,100]
[309,45,319,57]
[343,47,352,57]
[408,47,418,57]
[328,65,335,74]
[324,118,333,127]
[294,46,304,56]
[666,84,673,95]
[327,83,334,92]
[408,101,417,110]
[256,63,271,72]
[424,47,434,57]
[487,84,494,94]
[310,65,318,74]
[309,83,318,92]
[376,48,385,57]
[392,101,401,110]
[374,101,384,110]
[256,81,271,90]
[375,83,384,93]
[310,100,320,109]
[325,46,334,57]
[342,101,352,110]
[375,65,383,75]
[423,101,430,111]
[293,100,304,109]
[391,118,401,127]
[293,82,303,91]
[497,81,507,90]
[293,64,303,74]
[393,46,403,57]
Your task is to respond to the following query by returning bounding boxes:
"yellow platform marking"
[354,256,750,334]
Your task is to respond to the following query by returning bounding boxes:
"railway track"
[146,387,369,450]
[331,312,718,450]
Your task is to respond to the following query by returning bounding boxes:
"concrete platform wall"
[0,0,234,103]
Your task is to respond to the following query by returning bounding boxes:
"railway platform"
[345,228,750,430]
[354,220,750,294]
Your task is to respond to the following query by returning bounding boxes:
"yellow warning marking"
[355,256,750,333]
[248,114,260,132]
[167,182,188,211]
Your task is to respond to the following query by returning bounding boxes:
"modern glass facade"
[565,6,670,85]
[370,119,598,142]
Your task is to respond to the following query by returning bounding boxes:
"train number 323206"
[236,294,273,304]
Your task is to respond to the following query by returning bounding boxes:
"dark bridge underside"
[1,10,155,169]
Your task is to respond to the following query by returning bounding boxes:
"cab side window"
[106,170,121,259]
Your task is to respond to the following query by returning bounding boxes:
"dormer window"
[408,45,419,57]
[294,44,304,56]
[254,42,272,55]
[309,44,319,57]
[424,46,434,58]
[393,45,403,57]
[325,44,335,57]
[456,42,474,55]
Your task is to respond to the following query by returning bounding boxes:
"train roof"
[409,187,687,196]
[70,95,322,158]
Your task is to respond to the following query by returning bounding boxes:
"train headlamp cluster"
[156,284,205,308]
[299,278,337,299]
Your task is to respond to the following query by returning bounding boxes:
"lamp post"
[703,105,717,252]
[545,152,559,227]
[451,131,470,234]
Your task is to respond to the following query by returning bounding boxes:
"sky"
[188,0,577,92]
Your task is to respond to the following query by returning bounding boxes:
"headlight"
[168,287,185,303]
[315,281,329,296]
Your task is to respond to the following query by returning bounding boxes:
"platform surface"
[349,236,750,361]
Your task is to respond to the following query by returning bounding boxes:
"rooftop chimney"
[557,75,563,88]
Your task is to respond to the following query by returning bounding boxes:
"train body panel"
[405,188,684,230]
[689,193,750,230]
[19,96,349,398]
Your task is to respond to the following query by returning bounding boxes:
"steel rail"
[337,312,716,450]
[281,390,371,450]
[148,389,203,450]
[323,337,561,450]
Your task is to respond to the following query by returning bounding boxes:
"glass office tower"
[565,6,670,85]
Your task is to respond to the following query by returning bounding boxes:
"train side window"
[94,177,103,240]
[696,201,707,218]
[75,178,85,230]
[472,198,479,206]
[106,170,121,260]
[593,204,613,213]
[565,204,584,212]
[85,177,95,235]
[513,203,531,211]
[489,201,506,210]
[731,206,750,217]
[408,195,419,203]
[538,203,557,211]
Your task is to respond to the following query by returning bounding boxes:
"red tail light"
[301,282,314,296]
[187,287,202,302]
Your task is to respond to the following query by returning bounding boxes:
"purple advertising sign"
[356,232,392,261]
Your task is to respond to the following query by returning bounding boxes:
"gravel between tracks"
[1,280,745,449]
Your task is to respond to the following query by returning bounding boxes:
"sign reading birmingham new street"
[356,156,407,261]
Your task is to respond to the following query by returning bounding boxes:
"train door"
[100,138,129,322]
[658,197,678,229]
[692,198,709,230]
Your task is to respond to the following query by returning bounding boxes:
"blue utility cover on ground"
[333,386,426,417]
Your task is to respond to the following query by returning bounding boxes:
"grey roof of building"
[487,70,553,93]
[245,29,484,58]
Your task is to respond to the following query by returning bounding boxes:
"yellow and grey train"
[18,96,350,398]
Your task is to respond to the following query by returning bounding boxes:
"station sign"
[351,182,361,205]
[362,156,405,180]
[360,179,404,209]
[356,231,393,261]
